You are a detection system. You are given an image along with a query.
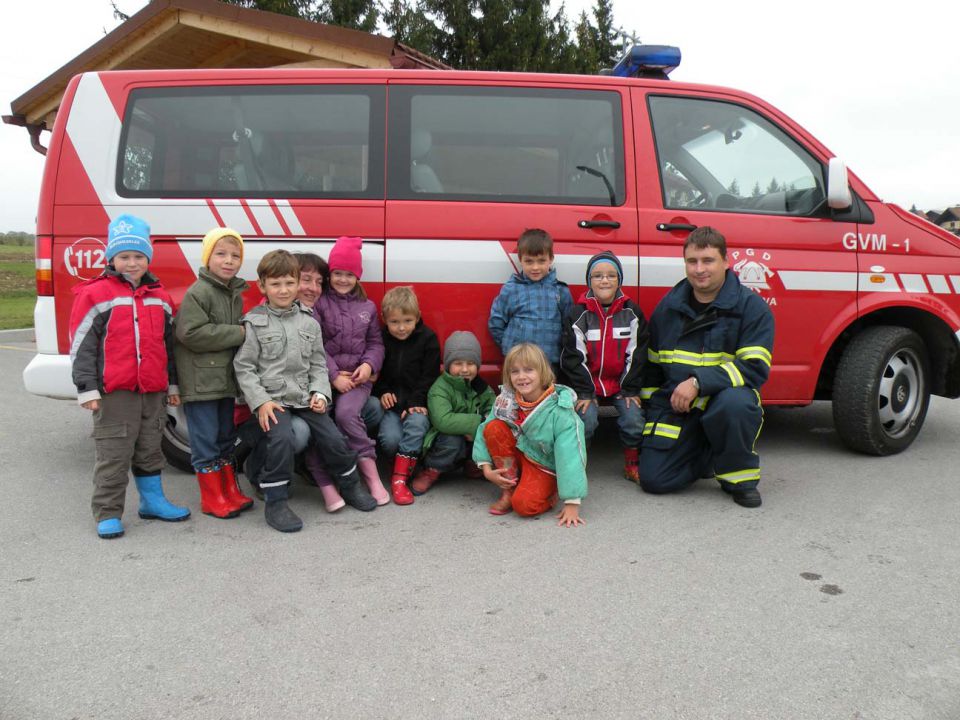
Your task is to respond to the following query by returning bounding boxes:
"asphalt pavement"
[2,327,959,720]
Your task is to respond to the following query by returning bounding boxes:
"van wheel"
[832,326,930,455]
[161,405,193,472]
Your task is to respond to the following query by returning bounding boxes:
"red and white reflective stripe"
[69,297,133,361]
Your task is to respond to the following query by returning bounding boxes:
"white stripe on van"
[177,240,385,282]
[858,273,901,292]
[898,274,929,293]
[928,275,951,294]
[778,271,857,292]
[211,200,256,236]
[246,201,286,236]
[67,74,122,202]
[275,200,305,235]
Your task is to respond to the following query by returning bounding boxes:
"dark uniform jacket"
[642,270,774,411]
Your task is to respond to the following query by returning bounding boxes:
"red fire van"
[21,45,960,466]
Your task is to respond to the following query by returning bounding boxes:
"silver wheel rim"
[876,347,924,439]
[163,405,191,454]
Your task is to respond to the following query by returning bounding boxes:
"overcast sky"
[1,0,957,232]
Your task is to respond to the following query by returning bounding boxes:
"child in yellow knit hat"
[174,227,252,520]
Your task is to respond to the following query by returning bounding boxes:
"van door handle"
[656,223,697,232]
[578,219,621,229]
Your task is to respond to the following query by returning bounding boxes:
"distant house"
[3,0,446,154]
[939,207,960,236]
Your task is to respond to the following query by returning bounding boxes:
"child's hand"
[402,406,428,420]
[575,398,597,413]
[257,401,285,432]
[333,374,355,393]
[167,394,181,407]
[82,399,100,411]
[620,395,641,408]
[310,394,327,414]
[351,362,373,384]
[556,504,585,528]
[483,464,517,489]
[381,392,397,409]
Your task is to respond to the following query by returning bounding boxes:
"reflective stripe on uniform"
[651,349,735,367]
[721,361,745,387]
[640,386,659,400]
[716,468,761,484]
[642,421,681,439]
[735,345,772,366]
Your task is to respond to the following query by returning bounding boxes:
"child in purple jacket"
[313,236,389,504]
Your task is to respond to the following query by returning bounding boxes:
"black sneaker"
[730,487,762,508]
[264,500,303,532]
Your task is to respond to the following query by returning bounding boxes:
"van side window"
[648,95,825,216]
[117,86,385,199]
[388,86,625,206]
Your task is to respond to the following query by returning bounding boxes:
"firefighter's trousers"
[639,387,763,494]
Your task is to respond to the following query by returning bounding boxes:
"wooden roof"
[6,0,447,132]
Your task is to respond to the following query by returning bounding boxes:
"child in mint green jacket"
[473,342,587,526]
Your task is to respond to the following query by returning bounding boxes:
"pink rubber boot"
[357,457,390,506]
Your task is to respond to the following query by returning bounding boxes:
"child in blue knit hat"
[68,214,190,538]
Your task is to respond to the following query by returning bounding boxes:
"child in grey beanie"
[408,330,495,496]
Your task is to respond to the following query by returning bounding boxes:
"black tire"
[832,326,930,455]
[161,405,193,472]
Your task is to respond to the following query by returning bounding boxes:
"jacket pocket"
[263,377,285,396]
[256,331,284,360]
[298,329,318,358]
[193,355,230,394]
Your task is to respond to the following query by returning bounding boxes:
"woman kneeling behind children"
[474,343,588,527]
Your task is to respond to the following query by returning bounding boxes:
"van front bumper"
[23,353,76,400]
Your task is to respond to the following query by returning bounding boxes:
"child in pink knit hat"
[312,236,389,504]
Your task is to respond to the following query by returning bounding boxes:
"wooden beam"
[271,58,353,69]
[196,38,249,68]
[178,10,391,68]
[94,13,181,71]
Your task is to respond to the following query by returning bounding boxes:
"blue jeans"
[377,410,431,457]
[184,398,237,471]
[423,433,469,472]
[577,395,644,448]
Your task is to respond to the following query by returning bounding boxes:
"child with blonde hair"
[473,343,588,527]
[369,286,441,504]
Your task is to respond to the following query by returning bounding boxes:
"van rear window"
[387,86,625,206]
[117,85,385,199]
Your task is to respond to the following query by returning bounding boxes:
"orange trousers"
[483,419,557,517]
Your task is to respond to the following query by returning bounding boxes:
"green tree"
[766,177,780,194]
[727,179,740,196]
[751,181,762,198]
[590,0,618,68]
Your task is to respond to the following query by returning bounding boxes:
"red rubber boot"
[196,470,240,519]
[390,454,417,506]
[220,461,254,512]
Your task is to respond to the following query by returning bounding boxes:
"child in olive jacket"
[410,331,495,495]
[174,228,253,520]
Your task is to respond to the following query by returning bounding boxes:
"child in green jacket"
[410,331,495,495]
[174,227,252,520]
[473,342,588,526]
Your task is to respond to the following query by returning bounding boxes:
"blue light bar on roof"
[611,44,681,79]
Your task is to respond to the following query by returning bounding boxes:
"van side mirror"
[827,157,852,210]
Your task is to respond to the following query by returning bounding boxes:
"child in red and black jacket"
[560,250,649,483]
[69,214,190,539]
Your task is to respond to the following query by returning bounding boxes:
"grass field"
[0,244,35,330]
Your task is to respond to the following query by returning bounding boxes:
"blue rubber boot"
[97,518,124,539]
[135,474,191,522]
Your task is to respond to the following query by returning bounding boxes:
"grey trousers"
[90,390,166,521]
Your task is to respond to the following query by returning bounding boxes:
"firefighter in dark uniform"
[639,227,774,507]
